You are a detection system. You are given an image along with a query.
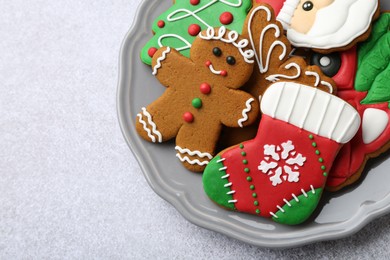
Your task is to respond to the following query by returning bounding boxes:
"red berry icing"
[200,83,211,94]
[157,20,165,28]
[188,24,201,36]
[220,70,228,77]
[219,12,234,25]
[148,47,158,58]
[190,0,200,5]
[183,112,194,123]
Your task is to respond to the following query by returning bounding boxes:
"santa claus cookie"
[203,82,360,225]
[136,27,259,172]
[140,0,252,65]
[254,0,380,53]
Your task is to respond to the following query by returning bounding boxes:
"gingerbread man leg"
[175,121,222,172]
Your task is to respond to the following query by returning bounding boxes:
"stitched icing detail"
[228,200,237,204]
[219,166,228,171]
[270,212,279,218]
[283,199,292,207]
[292,193,299,202]
[301,189,308,197]
[224,182,233,188]
[217,158,226,163]
[221,174,230,179]
[277,205,285,213]
[227,190,236,195]
[310,185,316,194]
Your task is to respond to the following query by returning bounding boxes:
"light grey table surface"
[2,0,390,259]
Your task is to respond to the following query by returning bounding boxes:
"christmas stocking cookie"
[203,82,360,225]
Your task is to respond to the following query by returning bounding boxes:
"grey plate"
[117,0,390,248]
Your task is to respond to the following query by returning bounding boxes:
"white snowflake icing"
[258,140,306,186]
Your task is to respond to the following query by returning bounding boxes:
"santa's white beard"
[286,0,378,49]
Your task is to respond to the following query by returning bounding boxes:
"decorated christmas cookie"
[203,82,360,225]
[255,0,380,53]
[136,27,259,172]
[140,0,252,65]
[323,13,390,191]
[218,3,337,148]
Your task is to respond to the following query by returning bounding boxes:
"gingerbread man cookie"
[136,27,259,172]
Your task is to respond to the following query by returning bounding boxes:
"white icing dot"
[319,56,331,67]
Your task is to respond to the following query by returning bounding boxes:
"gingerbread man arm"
[151,47,194,87]
[219,90,260,128]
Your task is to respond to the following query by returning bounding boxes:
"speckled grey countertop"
[2,0,390,259]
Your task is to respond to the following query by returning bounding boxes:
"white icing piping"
[265,63,301,82]
[137,107,163,143]
[158,34,191,52]
[175,146,213,159]
[237,98,255,127]
[176,154,209,166]
[158,0,243,52]
[208,63,223,75]
[152,47,171,75]
[247,6,287,74]
[320,81,333,94]
[305,71,320,87]
[199,26,255,63]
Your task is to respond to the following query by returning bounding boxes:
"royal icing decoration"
[137,107,163,143]
[141,0,251,65]
[238,98,255,128]
[258,140,306,186]
[362,108,389,144]
[199,26,255,63]
[152,47,171,75]
[175,146,213,166]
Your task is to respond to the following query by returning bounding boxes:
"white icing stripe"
[261,82,360,143]
[305,71,320,87]
[277,205,285,212]
[237,98,255,128]
[228,200,237,204]
[310,185,316,194]
[247,6,287,74]
[175,146,213,159]
[270,212,279,218]
[199,26,254,63]
[208,63,223,75]
[227,190,235,195]
[283,199,291,207]
[217,157,226,163]
[142,108,162,143]
[321,81,333,94]
[301,189,308,198]
[266,63,301,82]
[292,193,299,202]
[221,174,229,179]
[158,34,191,52]
[175,154,209,166]
[224,182,232,187]
[137,113,156,143]
[219,166,228,172]
[152,47,171,76]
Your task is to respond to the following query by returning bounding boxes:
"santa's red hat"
[255,0,300,30]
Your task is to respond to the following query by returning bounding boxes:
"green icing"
[355,14,390,92]
[203,155,235,210]
[361,61,390,105]
[192,97,202,108]
[358,13,390,67]
[140,0,252,65]
[272,188,323,225]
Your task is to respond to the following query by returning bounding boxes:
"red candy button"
[157,20,165,28]
[200,83,211,94]
[183,112,194,123]
[220,12,234,25]
[220,70,228,77]
[148,47,158,57]
[190,0,200,5]
[188,24,201,36]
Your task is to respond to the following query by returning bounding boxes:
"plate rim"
[116,0,390,248]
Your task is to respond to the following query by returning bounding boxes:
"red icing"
[222,115,339,217]
[148,47,158,58]
[200,83,211,94]
[219,12,234,25]
[157,20,165,28]
[332,47,357,90]
[188,24,201,36]
[190,0,200,5]
[183,112,194,123]
[205,60,211,67]
[220,70,228,77]
[327,90,390,187]
[256,0,284,16]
